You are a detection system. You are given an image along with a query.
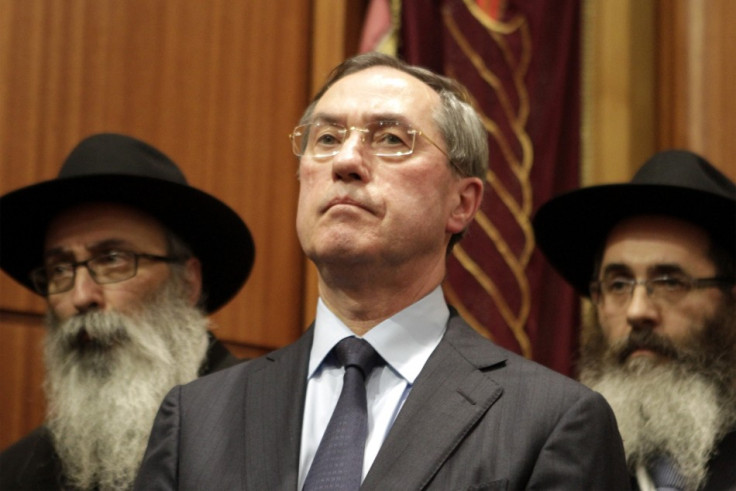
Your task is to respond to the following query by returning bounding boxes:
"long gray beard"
[579,302,736,491]
[43,280,210,490]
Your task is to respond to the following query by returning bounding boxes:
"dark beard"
[578,299,736,490]
[580,299,736,395]
[43,277,210,491]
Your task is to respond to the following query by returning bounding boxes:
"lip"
[71,328,106,353]
[69,326,127,354]
[618,345,659,363]
[628,348,657,358]
[322,196,372,214]
[621,346,674,365]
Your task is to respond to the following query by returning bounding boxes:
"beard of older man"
[578,297,736,490]
[43,272,210,490]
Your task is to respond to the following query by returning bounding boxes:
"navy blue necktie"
[648,455,687,491]
[303,337,384,491]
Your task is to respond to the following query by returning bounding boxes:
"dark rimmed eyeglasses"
[30,250,183,296]
[590,274,734,307]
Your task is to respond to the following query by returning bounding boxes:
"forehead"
[314,66,441,126]
[601,215,714,272]
[44,202,168,252]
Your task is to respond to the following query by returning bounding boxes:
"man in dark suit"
[136,52,629,490]
[0,133,255,490]
[534,150,736,490]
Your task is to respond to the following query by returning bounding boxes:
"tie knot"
[334,337,383,377]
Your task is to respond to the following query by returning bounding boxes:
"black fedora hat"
[533,149,736,296]
[0,133,255,313]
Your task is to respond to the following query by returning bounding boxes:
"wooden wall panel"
[583,0,735,184]
[0,313,46,450]
[1,0,312,450]
[581,0,656,186]
[657,0,736,181]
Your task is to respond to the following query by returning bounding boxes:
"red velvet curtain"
[400,0,582,376]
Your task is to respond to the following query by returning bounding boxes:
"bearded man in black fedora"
[534,149,736,490]
[0,133,255,490]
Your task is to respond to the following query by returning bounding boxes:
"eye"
[370,122,412,149]
[374,131,406,146]
[98,251,123,263]
[313,125,344,148]
[651,276,689,292]
[46,263,73,280]
[92,251,132,270]
[604,277,632,294]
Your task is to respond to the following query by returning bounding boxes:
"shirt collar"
[309,286,448,384]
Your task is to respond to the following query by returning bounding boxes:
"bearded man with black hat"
[0,133,255,490]
[534,149,736,491]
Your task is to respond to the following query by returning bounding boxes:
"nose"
[331,132,369,183]
[69,266,104,314]
[625,283,660,331]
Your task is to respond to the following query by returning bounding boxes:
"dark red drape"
[401,0,582,376]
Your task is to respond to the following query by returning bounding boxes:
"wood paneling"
[0,313,46,450]
[657,0,736,181]
[582,0,736,183]
[581,0,656,186]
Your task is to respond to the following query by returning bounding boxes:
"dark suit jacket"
[135,313,630,490]
[0,334,239,491]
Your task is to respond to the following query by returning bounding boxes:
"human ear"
[447,177,484,234]
[182,257,203,307]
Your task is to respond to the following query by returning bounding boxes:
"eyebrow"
[310,112,412,126]
[648,264,688,276]
[600,263,633,277]
[600,262,687,277]
[44,239,135,261]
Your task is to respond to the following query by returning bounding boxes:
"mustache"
[614,329,681,363]
[54,311,130,353]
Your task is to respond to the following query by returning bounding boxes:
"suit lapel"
[362,315,506,490]
[242,328,313,489]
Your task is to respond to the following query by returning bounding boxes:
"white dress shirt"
[635,464,656,491]
[297,286,449,490]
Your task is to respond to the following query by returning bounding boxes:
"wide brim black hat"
[533,149,736,297]
[0,133,255,313]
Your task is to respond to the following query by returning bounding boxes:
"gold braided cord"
[462,89,534,187]
[484,170,535,265]
[453,244,532,358]
[442,2,535,357]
